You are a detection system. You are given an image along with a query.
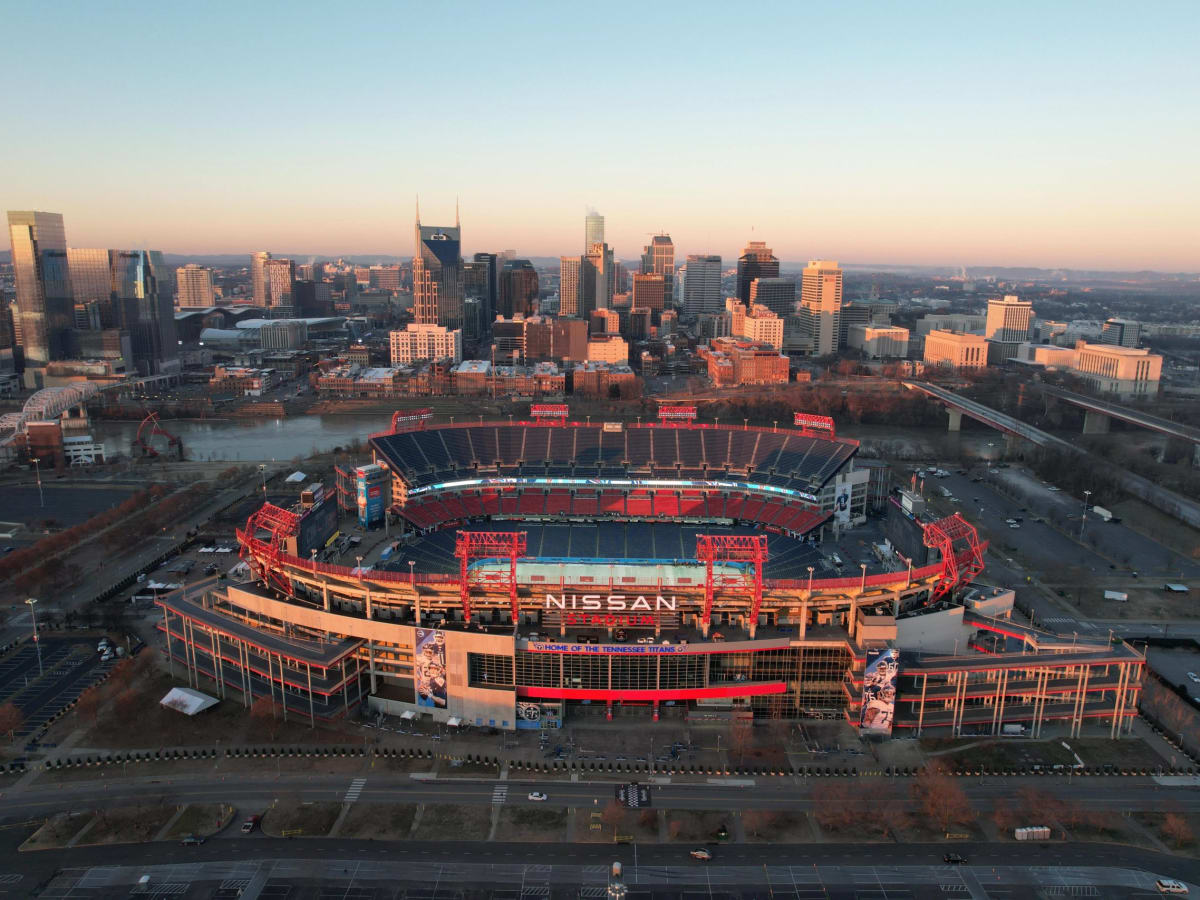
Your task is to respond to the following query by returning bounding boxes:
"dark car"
[943,852,966,864]
[181,834,205,846]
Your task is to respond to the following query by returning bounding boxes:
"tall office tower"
[68,248,116,328]
[464,252,499,326]
[640,233,675,306]
[586,242,615,310]
[293,280,333,317]
[262,258,295,308]
[584,210,604,249]
[749,276,796,318]
[499,258,539,317]
[8,210,73,373]
[682,254,722,318]
[985,295,1034,342]
[251,251,271,305]
[559,256,587,318]
[109,250,179,374]
[176,263,216,308]
[799,260,843,356]
[412,207,464,328]
[736,241,779,302]
[632,272,666,314]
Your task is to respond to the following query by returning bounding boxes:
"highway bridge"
[1041,384,1200,455]
[904,380,1200,529]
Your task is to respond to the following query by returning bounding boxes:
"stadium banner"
[859,648,899,734]
[529,640,688,655]
[794,412,836,437]
[415,628,448,709]
[657,404,697,420]
[603,421,624,433]
[531,403,569,419]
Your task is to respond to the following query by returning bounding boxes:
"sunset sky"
[3,1,1197,270]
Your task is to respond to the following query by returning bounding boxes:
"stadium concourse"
[158,414,1145,740]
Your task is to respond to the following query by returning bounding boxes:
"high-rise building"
[412,206,464,328]
[586,242,615,310]
[8,210,73,372]
[499,259,539,318]
[464,252,499,326]
[177,264,216,308]
[1101,317,1142,348]
[748,276,796,318]
[736,241,779,303]
[640,233,675,302]
[369,265,402,292]
[67,248,115,329]
[985,295,1034,343]
[559,257,586,318]
[251,251,271,305]
[584,210,604,249]
[682,254,722,318]
[799,260,843,357]
[263,258,295,308]
[923,330,987,370]
[632,272,666,314]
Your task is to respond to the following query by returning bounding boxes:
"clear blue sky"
[3,0,1197,269]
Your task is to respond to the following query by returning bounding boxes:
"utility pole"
[26,598,43,676]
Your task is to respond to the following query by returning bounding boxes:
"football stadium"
[158,407,1145,738]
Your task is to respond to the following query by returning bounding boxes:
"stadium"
[158,406,1145,738]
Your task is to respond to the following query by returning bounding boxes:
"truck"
[1104,590,1129,602]
[1090,506,1113,522]
[1001,724,1027,736]
[1014,826,1052,841]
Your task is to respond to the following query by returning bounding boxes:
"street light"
[807,566,815,595]
[26,598,43,676]
[860,563,868,594]
[258,464,267,496]
[408,560,415,585]
[32,457,44,508]
[1079,490,1091,541]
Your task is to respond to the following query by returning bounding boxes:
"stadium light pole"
[409,560,415,586]
[860,563,867,594]
[26,598,43,676]
[807,566,814,595]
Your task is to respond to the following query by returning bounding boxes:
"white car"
[1156,878,1188,894]
[690,849,713,861]
[1188,673,1200,684]
[1009,523,1020,529]
[527,791,547,802]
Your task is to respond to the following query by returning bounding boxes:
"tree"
[600,799,625,830]
[911,765,973,832]
[1163,813,1193,848]
[742,810,780,838]
[250,695,278,739]
[0,702,23,741]
[729,719,754,765]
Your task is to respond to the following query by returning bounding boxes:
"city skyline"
[2,2,1197,270]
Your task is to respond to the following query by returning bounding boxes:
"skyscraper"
[748,277,796,318]
[251,251,271,305]
[584,210,604,249]
[464,252,499,326]
[109,250,179,374]
[736,241,779,303]
[413,206,464,328]
[985,295,1034,343]
[640,233,675,308]
[7,210,73,374]
[559,256,587,318]
[499,259,539,318]
[682,254,722,318]
[176,263,216,308]
[68,248,116,328]
[799,260,843,357]
[263,258,295,308]
[632,272,665,314]
[586,242,614,310]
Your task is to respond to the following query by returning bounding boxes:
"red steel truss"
[695,534,768,635]
[454,530,528,624]
[240,503,302,592]
[922,513,986,601]
[390,408,433,433]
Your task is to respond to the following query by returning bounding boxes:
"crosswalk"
[491,784,509,805]
[344,778,366,804]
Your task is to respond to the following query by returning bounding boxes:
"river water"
[92,414,1008,464]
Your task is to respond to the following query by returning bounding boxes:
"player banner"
[415,628,447,709]
[859,648,899,735]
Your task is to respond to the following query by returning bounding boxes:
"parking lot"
[0,636,114,739]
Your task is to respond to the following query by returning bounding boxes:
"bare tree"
[1163,813,1194,848]
[911,764,973,832]
[0,702,23,741]
[600,799,625,831]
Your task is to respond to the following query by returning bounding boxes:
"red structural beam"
[658,405,697,421]
[695,534,768,631]
[454,530,528,624]
[390,408,433,432]
[793,413,836,438]
[922,513,985,601]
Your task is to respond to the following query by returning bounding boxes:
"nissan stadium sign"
[528,641,688,655]
[542,593,680,629]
